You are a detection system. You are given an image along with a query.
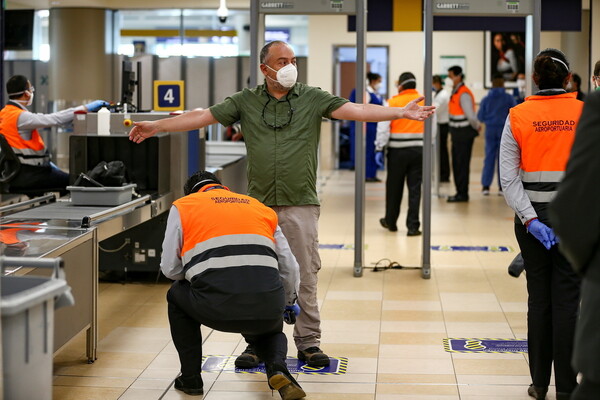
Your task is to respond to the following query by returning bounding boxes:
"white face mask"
[266,63,298,88]
[517,79,526,90]
[26,92,34,106]
[444,77,454,88]
[373,83,381,91]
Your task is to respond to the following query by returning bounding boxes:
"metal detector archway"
[419,0,541,280]
[421,0,542,279]
[250,0,370,278]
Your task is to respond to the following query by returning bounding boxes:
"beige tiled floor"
[52,148,561,399]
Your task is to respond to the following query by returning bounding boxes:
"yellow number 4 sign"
[153,80,185,111]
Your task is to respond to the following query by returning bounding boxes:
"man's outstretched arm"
[129,108,218,143]
[331,96,435,122]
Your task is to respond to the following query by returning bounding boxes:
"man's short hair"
[432,75,443,85]
[6,75,29,99]
[260,40,289,64]
[184,171,222,195]
[492,73,505,87]
[447,66,463,79]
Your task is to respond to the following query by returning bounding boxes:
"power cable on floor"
[365,258,422,272]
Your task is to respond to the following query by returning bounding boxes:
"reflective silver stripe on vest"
[524,189,557,203]
[181,233,275,266]
[389,132,423,148]
[520,170,564,183]
[388,140,424,148]
[449,118,470,128]
[185,254,278,281]
[13,148,50,166]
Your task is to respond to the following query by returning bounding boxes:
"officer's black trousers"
[515,223,580,394]
[167,280,287,377]
[437,123,450,182]
[384,146,422,231]
[449,126,476,198]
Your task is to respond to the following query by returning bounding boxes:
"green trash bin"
[1,257,71,400]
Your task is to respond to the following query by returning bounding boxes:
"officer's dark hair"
[398,72,416,90]
[260,40,289,64]
[6,75,28,99]
[594,60,600,77]
[184,171,221,195]
[367,72,381,83]
[533,48,570,90]
[447,66,463,80]
[432,75,443,85]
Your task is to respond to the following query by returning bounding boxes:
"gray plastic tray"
[67,183,137,206]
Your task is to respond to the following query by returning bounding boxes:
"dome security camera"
[217,0,228,23]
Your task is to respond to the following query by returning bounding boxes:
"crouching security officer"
[0,75,107,192]
[161,171,306,400]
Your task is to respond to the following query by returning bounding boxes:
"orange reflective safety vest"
[173,184,284,320]
[0,222,41,244]
[387,89,424,148]
[509,91,583,203]
[448,83,475,129]
[0,104,49,166]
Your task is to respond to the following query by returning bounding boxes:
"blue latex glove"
[375,151,384,168]
[85,100,109,112]
[283,304,301,325]
[527,220,557,250]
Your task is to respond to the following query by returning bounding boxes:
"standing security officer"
[499,48,583,400]
[375,72,423,236]
[447,65,480,202]
[161,171,305,400]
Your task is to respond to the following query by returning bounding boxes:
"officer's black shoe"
[447,195,469,203]
[527,384,548,399]
[379,218,398,232]
[407,229,422,236]
[556,393,572,400]
[174,374,204,396]
[235,345,262,368]
[267,363,306,400]
[297,346,331,367]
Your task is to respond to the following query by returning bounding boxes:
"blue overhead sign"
[153,80,184,111]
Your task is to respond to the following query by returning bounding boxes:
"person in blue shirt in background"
[478,73,516,196]
[349,72,384,182]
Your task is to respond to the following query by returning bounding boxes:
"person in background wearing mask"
[569,73,586,101]
[446,65,480,202]
[129,40,436,369]
[0,75,108,192]
[349,72,384,182]
[375,72,424,236]
[477,73,516,196]
[590,60,600,91]
[432,75,450,182]
[513,72,527,104]
[500,48,583,400]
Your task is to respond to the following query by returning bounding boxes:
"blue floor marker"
[201,356,347,375]
[432,245,513,252]
[444,338,528,353]
[319,244,354,250]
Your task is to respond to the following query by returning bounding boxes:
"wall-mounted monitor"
[5,10,34,51]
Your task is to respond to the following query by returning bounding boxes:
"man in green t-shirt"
[130,40,435,369]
